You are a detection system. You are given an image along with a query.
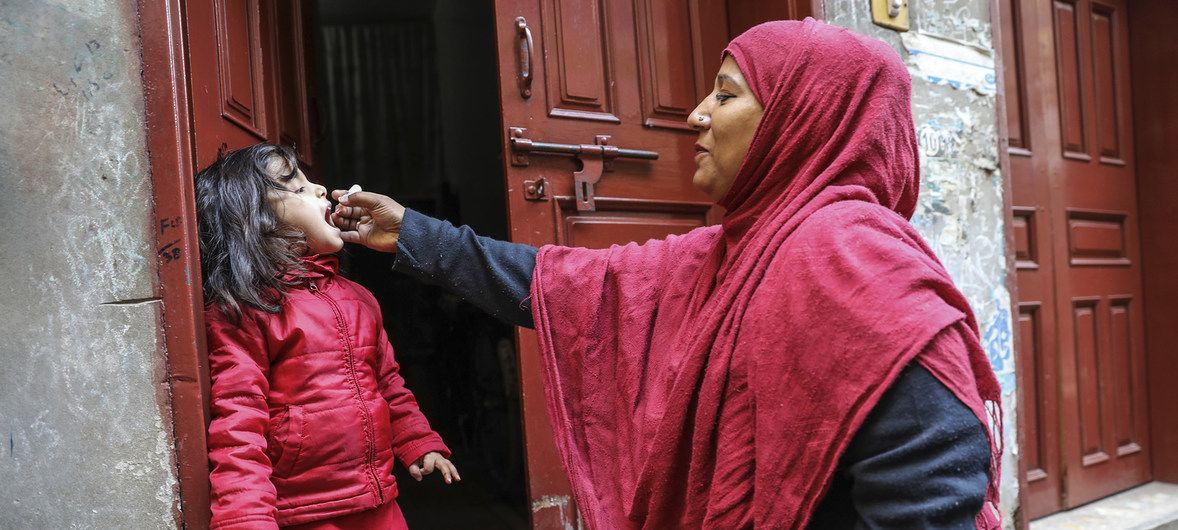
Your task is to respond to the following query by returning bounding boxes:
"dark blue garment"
[806,359,990,529]
[392,209,538,328]
[391,208,990,529]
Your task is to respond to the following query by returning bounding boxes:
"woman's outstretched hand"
[330,190,406,253]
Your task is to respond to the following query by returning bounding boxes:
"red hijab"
[530,18,1001,529]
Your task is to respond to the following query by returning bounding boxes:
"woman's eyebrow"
[716,74,740,89]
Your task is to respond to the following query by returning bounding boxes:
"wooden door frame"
[988,0,1030,526]
[1129,0,1178,485]
[138,0,211,528]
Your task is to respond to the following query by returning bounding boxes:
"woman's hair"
[195,143,307,323]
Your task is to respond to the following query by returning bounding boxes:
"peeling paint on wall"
[824,0,1019,526]
[0,0,179,527]
[911,109,1013,394]
[532,495,581,530]
[902,32,997,95]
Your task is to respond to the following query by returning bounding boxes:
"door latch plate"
[523,177,548,200]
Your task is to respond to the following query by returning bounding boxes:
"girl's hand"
[409,452,461,484]
[330,190,406,253]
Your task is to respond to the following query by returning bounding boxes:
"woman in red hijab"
[334,18,1001,529]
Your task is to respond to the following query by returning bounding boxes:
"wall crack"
[99,296,162,306]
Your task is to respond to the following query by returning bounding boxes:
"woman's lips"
[694,143,709,161]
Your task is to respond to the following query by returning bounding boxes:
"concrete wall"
[822,0,1019,525]
[0,0,178,527]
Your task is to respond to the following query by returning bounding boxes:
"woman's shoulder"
[673,224,725,245]
[772,200,927,265]
[753,200,937,298]
[794,200,911,240]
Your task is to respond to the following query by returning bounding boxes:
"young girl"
[196,143,459,530]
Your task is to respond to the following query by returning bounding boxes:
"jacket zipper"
[308,282,385,504]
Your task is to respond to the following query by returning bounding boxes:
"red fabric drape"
[530,18,1002,529]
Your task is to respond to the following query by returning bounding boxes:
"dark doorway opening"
[308,1,527,527]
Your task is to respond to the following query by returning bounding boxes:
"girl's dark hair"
[195,143,307,323]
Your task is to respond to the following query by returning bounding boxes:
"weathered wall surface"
[823,0,1019,525]
[0,0,178,527]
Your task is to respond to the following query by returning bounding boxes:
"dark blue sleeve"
[849,362,989,529]
[808,324,991,529]
[391,208,537,328]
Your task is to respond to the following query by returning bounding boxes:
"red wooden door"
[1049,0,1151,506]
[1002,0,1150,517]
[187,0,316,172]
[489,0,809,526]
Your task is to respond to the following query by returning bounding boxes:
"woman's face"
[688,55,764,202]
[266,159,344,255]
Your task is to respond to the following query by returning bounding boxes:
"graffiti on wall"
[913,114,1015,394]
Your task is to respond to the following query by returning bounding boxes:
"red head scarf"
[530,18,1002,529]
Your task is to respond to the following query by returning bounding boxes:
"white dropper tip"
[340,184,362,201]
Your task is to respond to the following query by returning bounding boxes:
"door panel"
[1053,0,1087,158]
[726,0,812,36]
[187,1,316,171]
[1002,0,1150,517]
[1070,297,1103,463]
[189,0,272,166]
[273,2,317,171]
[1089,6,1120,162]
[635,1,706,130]
[553,198,712,247]
[220,1,268,137]
[491,1,810,525]
[540,0,619,122]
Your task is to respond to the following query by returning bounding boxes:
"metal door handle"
[516,17,533,99]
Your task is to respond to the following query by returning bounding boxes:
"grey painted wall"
[0,0,178,527]
[822,0,1019,525]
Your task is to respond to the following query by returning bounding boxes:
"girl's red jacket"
[204,255,449,529]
